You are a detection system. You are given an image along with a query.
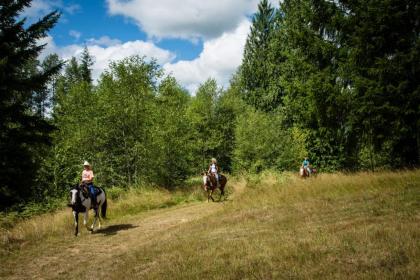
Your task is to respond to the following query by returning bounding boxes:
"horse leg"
[210,190,215,202]
[84,211,91,231]
[97,201,102,229]
[73,211,79,236]
[219,186,224,201]
[91,209,98,232]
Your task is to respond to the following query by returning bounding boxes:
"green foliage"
[0,0,61,208]
[235,0,420,171]
[187,79,223,170]
[3,0,419,212]
[240,0,277,111]
[153,76,192,186]
[233,108,307,172]
[79,46,94,84]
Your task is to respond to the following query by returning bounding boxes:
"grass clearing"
[0,170,419,279]
[113,170,420,279]
[0,177,206,258]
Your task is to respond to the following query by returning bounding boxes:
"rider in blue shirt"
[302,157,311,174]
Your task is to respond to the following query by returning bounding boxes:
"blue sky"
[24,0,276,92]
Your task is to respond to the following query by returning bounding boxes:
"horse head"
[201,171,210,187]
[69,184,87,207]
[69,184,80,206]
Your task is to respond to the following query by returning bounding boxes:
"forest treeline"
[0,0,419,209]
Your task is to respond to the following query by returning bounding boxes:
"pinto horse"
[299,166,317,178]
[69,184,107,236]
[202,172,227,202]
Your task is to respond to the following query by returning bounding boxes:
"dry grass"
[0,182,205,258]
[112,170,420,279]
[0,170,419,279]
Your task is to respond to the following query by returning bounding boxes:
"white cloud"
[87,36,122,47]
[36,0,278,93]
[69,30,81,41]
[107,0,259,40]
[164,20,251,93]
[39,36,175,82]
[22,0,81,19]
[39,18,250,93]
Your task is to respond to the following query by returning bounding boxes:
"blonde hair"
[211,158,217,164]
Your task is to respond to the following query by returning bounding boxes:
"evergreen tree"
[240,0,276,111]
[0,0,61,207]
[340,0,420,168]
[41,53,62,113]
[79,45,94,84]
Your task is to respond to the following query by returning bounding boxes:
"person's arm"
[89,171,94,183]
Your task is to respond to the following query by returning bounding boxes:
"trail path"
[1,182,245,279]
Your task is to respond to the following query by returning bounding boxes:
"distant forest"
[1,0,419,209]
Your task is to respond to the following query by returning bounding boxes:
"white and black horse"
[69,184,107,236]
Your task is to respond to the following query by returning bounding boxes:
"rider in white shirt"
[208,158,220,186]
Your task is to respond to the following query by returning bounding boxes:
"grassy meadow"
[0,177,206,258]
[0,170,419,279]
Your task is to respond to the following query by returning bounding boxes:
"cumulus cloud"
[86,36,122,47]
[164,20,251,93]
[39,36,175,82]
[22,0,80,19]
[39,18,250,92]
[36,0,276,92]
[107,0,259,40]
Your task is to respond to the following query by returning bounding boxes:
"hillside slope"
[1,171,419,279]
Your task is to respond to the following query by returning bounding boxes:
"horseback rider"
[81,161,97,209]
[302,157,311,175]
[207,158,220,187]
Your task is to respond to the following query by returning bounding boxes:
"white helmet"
[83,161,91,166]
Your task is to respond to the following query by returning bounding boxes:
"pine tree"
[80,45,94,84]
[41,53,62,113]
[0,0,61,208]
[240,0,276,111]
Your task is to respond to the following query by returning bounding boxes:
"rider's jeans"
[212,173,219,185]
[88,184,96,203]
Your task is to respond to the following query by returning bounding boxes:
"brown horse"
[201,172,227,202]
[299,166,317,178]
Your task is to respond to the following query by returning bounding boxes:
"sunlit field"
[1,170,419,279]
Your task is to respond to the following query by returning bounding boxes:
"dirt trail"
[1,182,245,279]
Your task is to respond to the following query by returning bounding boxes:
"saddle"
[80,184,102,197]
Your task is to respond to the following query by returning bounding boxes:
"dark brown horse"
[201,172,227,202]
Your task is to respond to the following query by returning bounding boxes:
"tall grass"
[1,170,419,279]
[110,170,420,279]
[0,178,206,258]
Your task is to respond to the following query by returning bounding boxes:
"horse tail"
[101,198,107,219]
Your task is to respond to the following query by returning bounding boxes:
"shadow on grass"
[93,223,137,236]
